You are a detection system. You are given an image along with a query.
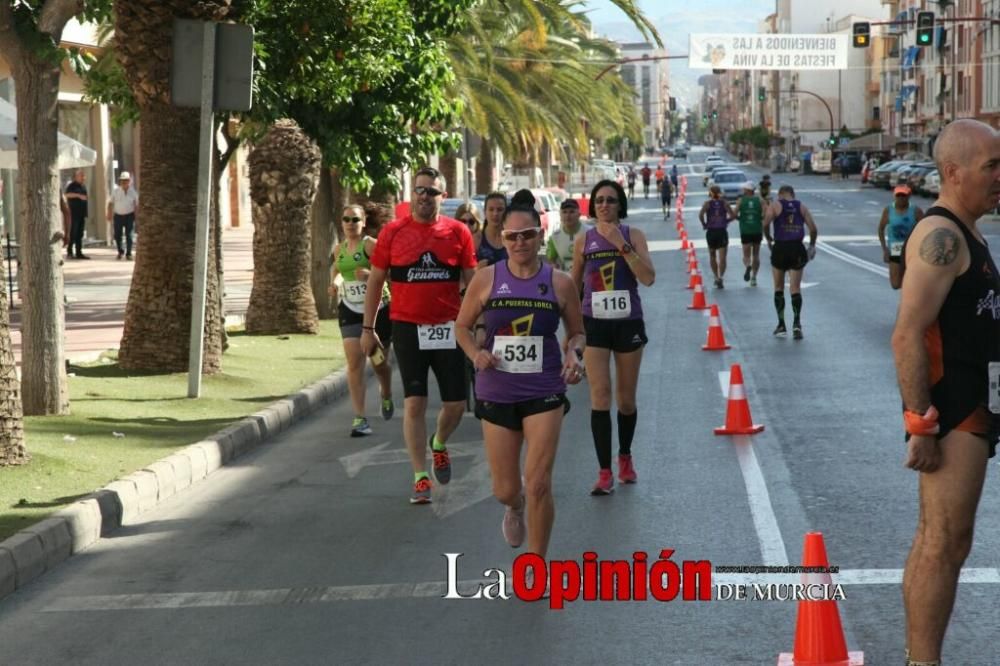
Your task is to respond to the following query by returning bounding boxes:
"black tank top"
[903,206,1000,440]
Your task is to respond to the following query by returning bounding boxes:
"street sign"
[171,19,254,112]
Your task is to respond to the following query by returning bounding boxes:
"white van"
[811,149,832,174]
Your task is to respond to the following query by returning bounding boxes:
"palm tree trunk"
[0,286,26,466]
[439,152,458,197]
[114,0,231,372]
[245,120,321,335]
[310,168,337,320]
[476,138,496,194]
[118,101,224,372]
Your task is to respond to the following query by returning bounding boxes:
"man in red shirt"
[362,166,478,504]
[639,163,652,199]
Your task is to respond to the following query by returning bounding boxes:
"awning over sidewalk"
[0,97,98,170]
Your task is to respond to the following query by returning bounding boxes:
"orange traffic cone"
[686,271,702,291]
[702,305,731,350]
[777,533,865,665]
[676,220,684,232]
[687,282,709,310]
[714,364,764,434]
[680,234,690,250]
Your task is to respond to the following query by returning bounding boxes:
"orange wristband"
[904,407,940,436]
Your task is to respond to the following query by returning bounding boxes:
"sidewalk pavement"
[9,224,255,369]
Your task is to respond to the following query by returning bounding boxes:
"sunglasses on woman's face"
[501,227,542,242]
[594,196,618,205]
[460,217,476,225]
[342,216,363,223]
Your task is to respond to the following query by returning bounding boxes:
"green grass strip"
[0,322,345,542]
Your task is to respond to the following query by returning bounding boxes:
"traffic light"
[702,113,708,121]
[669,97,677,111]
[916,11,934,47]
[828,136,837,147]
[711,110,718,119]
[852,22,870,48]
[757,86,766,101]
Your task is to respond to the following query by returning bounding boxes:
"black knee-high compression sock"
[791,292,802,325]
[774,291,786,323]
[617,411,638,456]
[591,410,612,469]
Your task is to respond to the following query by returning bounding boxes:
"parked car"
[672,146,688,159]
[870,161,913,189]
[905,163,937,193]
[921,169,940,197]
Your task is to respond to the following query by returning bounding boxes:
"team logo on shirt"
[497,282,512,295]
[976,289,1000,320]
[537,283,548,295]
[495,314,535,337]
[390,251,460,283]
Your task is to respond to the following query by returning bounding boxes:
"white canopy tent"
[0,97,97,170]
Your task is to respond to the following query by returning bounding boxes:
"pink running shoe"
[591,468,615,496]
[618,455,637,484]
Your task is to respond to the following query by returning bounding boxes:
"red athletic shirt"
[371,214,477,324]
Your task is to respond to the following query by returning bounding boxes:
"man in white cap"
[107,171,138,260]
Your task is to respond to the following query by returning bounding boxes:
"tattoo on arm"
[918,228,960,266]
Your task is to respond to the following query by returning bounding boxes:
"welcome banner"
[689,33,848,70]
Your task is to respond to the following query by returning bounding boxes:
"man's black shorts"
[584,317,647,353]
[391,321,466,401]
[741,232,763,246]
[770,240,808,271]
[705,228,729,250]
[475,394,567,431]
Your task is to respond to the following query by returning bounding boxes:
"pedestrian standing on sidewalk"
[107,172,138,260]
[571,179,655,495]
[892,119,1000,666]
[329,204,395,437]
[456,204,586,557]
[64,169,90,260]
[361,166,478,504]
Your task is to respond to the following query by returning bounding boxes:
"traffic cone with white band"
[687,281,709,310]
[777,533,865,665]
[714,364,764,434]
[702,305,731,351]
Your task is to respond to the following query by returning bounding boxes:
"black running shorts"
[339,303,392,343]
[740,232,763,246]
[584,317,647,353]
[391,321,467,401]
[770,240,808,271]
[475,394,567,431]
[705,228,729,250]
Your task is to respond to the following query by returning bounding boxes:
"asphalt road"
[0,148,998,665]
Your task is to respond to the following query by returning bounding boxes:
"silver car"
[707,170,747,201]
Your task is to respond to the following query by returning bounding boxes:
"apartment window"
[873,106,880,120]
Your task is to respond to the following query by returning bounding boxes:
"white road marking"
[339,440,481,479]
[816,241,889,277]
[43,567,1000,611]
[717,371,789,566]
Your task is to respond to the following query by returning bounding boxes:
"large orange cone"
[702,305,731,350]
[714,364,764,434]
[680,234,691,250]
[686,271,702,291]
[687,281,709,310]
[777,533,864,665]
[676,219,684,232]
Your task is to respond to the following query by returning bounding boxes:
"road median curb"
[0,365,352,604]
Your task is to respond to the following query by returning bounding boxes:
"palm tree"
[445,0,655,191]
[245,120,322,334]
[0,288,26,466]
[114,0,231,372]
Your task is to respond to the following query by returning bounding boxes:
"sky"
[581,0,776,108]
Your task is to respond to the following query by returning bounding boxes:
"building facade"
[617,42,671,151]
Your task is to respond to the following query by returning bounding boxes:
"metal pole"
[462,127,471,201]
[187,22,216,398]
